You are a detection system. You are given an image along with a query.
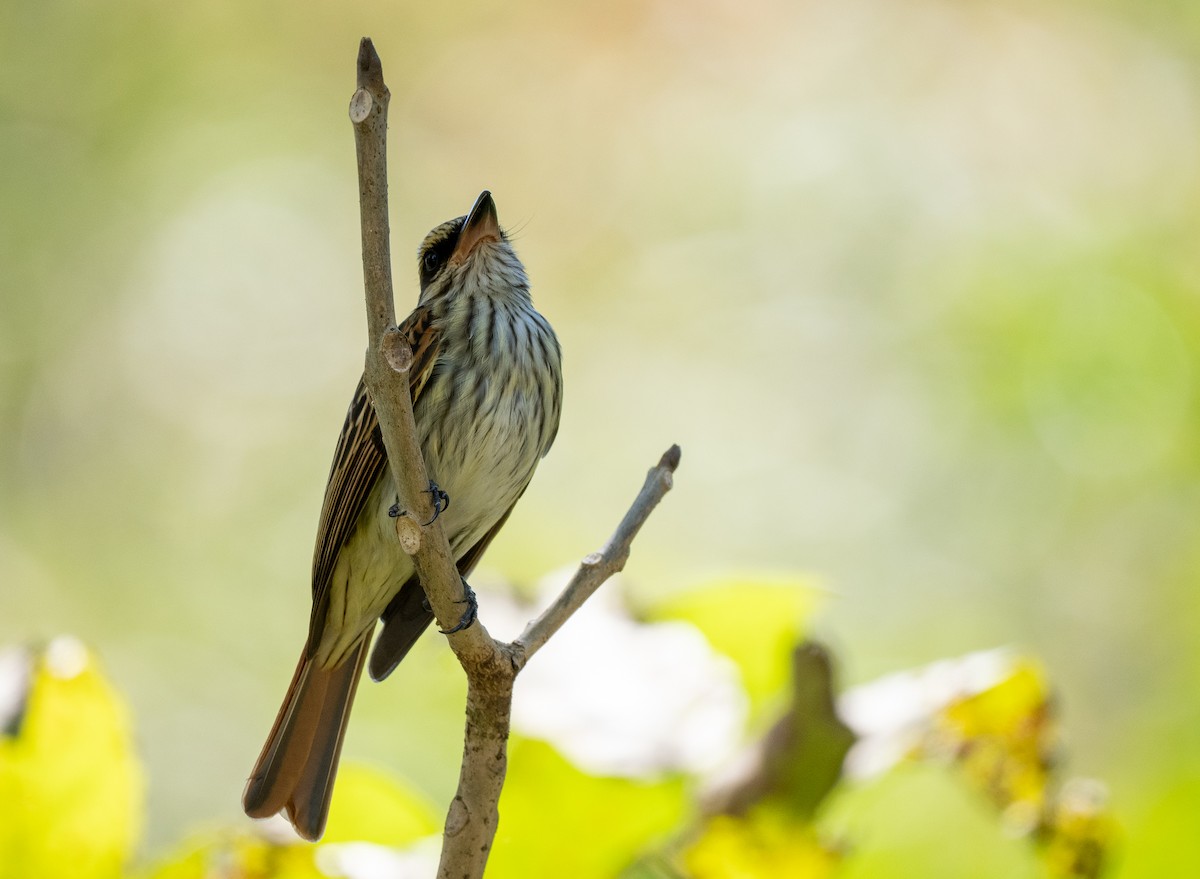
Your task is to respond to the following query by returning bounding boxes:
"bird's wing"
[305,308,442,657]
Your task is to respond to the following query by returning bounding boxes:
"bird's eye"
[423,251,440,274]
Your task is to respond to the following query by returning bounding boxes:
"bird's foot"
[387,481,448,523]
[423,481,450,526]
[438,578,478,634]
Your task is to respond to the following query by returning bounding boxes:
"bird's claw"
[438,578,478,634]
[388,482,448,523]
[423,481,450,526]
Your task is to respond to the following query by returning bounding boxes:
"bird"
[242,190,563,841]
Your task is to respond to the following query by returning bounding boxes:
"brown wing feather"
[305,308,442,657]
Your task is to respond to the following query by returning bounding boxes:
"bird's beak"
[450,191,501,264]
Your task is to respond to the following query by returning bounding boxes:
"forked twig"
[349,37,679,878]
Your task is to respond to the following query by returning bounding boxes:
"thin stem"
[514,445,680,665]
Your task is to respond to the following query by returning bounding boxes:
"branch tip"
[515,448,679,663]
[660,444,682,472]
[356,38,386,93]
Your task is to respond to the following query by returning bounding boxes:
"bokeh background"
[2,0,1198,874]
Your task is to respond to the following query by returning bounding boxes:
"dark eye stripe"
[417,215,467,291]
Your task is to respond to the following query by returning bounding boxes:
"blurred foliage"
[144,833,325,879]
[683,811,840,879]
[0,640,142,879]
[930,663,1114,877]
[649,576,820,717]
[487,738,686,879]
[318,764,439,847]
[141,764,440,879]
[931,662,1057,829]
[743,644,856,820]
[0,580,1116,878]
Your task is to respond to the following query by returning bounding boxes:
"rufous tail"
[242,636,369,841]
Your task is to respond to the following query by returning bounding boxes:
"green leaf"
[648,576,822,712]
[488,738,687,879]
[0,639,143,879]
[323,763,440,846]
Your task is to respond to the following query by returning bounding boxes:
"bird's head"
[416,191,529,303]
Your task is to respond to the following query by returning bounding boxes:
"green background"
[2,0,1197,874]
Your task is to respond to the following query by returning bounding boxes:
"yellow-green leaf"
[934,660,1054,818]
[0,638,143,879]
[142,830,324,879]
[488,737,687,879]
[685,809,839,879]
[322,762,440,846]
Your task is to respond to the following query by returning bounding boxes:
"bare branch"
[350,38,506,877]
[514,444,681,664]
[441,445,680,875]
[440,658,516,876]
[350,37,496,666]
[351,38,395,341]
[347,38,679,879]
